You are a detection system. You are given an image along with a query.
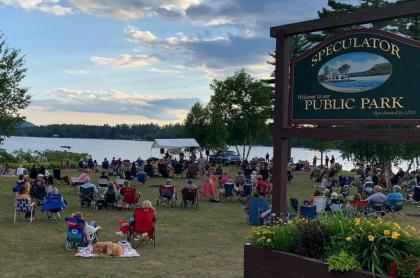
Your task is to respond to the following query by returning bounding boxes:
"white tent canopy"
[151,138,200,149]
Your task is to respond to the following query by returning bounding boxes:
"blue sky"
[0,0,358,125]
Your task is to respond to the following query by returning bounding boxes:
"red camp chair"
[123,187,138,210]
[351,200,369,213]
[129,208,156,248]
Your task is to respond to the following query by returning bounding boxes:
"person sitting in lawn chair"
[157,179,177,207]
[42,190,67,221]
[15,182,35,221]
[65,212,100,250]
[79,178,98,207]
[181,179,199,208]
[30,175,47,205]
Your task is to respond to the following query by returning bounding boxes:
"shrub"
[294,219,330,259]
[249,220,298,252]
[327,250,360,272]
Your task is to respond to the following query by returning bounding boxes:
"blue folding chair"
[42,193,66,221]
[299,205,317,220]
[248,197,270,225]
[237,183,253,202]
[221,183,235,202]
[137,172,147,184]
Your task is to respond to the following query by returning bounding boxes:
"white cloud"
[91,54,158,68]
[65,69,90,75]
[124,26,273,78]
[31,88,201,121]
[1,0,72,15]
[68,0,199,20]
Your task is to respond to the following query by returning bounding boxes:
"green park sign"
[290,29,420,125]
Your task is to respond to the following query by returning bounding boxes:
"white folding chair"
[314,196,327,214]
[14,199,35,223]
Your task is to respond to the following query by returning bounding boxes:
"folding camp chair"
[299,205,317,220]
[79,187,96,209]
[41,193,66,221]
[181,187,199,210]
[14,198,36,223]
[368,201,385,217]
[248,197,270,225]
[237,183,253,202]
[330,203,343,213]
[65,217,99,250]
[97,178,108,195]
[386,200,404,219]
[130,208,156,248]
[156,185,177,207]
[314,196,327,214]
[123,187,139,210]
[220,183,235,202]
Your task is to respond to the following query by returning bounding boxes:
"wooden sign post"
[270,1,420,218]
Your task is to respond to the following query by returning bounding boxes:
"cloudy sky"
[0,0,357,125]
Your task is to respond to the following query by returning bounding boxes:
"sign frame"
[289,28,420,125]
[269,1,420,219]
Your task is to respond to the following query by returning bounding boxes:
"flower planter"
[244,244,390,278]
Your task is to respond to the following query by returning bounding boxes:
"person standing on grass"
[330,155,335,166]
[312,156,317,167]
[325,156,329,167]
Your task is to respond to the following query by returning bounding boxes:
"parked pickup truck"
[209,150,241,165]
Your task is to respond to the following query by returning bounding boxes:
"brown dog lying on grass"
[93,242,124,256]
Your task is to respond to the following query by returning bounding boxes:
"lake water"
[1,136,356,170]
[1,136,411,172]
[322,75,390,92]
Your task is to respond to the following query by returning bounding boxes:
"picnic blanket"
[75,241,140,258]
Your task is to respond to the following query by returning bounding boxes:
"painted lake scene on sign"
[318,52,392,93]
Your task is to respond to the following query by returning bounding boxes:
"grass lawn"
[0,168,419,278]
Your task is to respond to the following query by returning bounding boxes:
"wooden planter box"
[244,244,390,278]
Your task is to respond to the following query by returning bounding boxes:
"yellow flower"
[354,218,361,226]
[393,223,400,231]
[384,230,391,236]
[346,237,352,242]
[368,235,375,242]
[391,232,400,240]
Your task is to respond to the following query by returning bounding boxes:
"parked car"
[209,150,241,165]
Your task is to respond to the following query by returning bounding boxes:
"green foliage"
[183,102,228,151]
[327,250,361,272]
[250,221,298,252]
[0,33,31,144]
[397,256,420,278]
[14,123,183,141]
[250,213,419,276]
[0,149,89,169]
[295,220,330,259]
[209,70,272,160]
